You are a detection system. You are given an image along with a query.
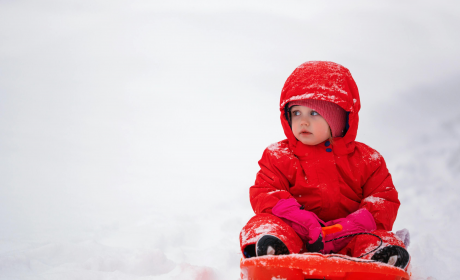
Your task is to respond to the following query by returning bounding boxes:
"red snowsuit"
[240,61,405,259]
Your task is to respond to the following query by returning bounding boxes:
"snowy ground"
[1,1,460,279]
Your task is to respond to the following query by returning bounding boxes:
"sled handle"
[322,224,343,238]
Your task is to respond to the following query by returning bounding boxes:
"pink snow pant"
[239,214,406,259]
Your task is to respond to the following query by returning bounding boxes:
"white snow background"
[1,1,460,279]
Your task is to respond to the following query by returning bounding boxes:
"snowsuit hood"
[279,61,361,155]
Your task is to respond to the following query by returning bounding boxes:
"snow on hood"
[279,61,361,155]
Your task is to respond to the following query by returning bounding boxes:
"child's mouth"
[300,131,312,135]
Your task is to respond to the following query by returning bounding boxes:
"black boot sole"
[256,234,290,257]
[371,245,410,269]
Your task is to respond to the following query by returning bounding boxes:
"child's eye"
[311,111,320,116]
[292,111,301,116]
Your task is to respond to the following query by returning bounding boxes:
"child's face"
[290,105,331,145]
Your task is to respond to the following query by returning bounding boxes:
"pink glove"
[320,208,377,254]
[272,198,325,252]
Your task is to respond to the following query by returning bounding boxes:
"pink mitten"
[272,198,325,252]
[320,208,377,254]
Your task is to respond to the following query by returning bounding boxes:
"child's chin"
[299,139,318,146]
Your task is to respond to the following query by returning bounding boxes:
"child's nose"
[301,117,310,125]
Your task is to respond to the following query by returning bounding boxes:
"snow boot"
[256,234,290,257]
[371,245,410,269]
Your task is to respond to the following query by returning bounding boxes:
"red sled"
[240,253,411,280]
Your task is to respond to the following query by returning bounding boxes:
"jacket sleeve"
[359,156,400,231]
[249,147,294,214]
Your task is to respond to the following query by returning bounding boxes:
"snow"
[369,151,382,161]
[1,1,460,280]
[387,116,460,280]
[241,223,286,246]
[267,190,281,195]
[267,142,293,159]
[281,93,342,109]
[362,196,385,205]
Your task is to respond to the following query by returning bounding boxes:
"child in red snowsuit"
[239,61,410,269]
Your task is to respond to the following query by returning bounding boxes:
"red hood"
[279,61,361,156]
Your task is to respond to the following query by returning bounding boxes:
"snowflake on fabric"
[281,93,342,108]
[362,196,385,205]
[267,142,294,160]
[369,151,382,162]
[241,223,285,245]
[355,143,383,166]
[267,190,281,195]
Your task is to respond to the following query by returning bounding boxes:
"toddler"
[239,61,410,270]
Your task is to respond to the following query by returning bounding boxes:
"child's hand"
[320,208,377,254]
[272,198,325,252]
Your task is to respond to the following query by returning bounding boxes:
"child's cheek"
[318,123,330,137]
[291,121,299,135]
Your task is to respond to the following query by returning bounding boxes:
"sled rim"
[240,253,410,280]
